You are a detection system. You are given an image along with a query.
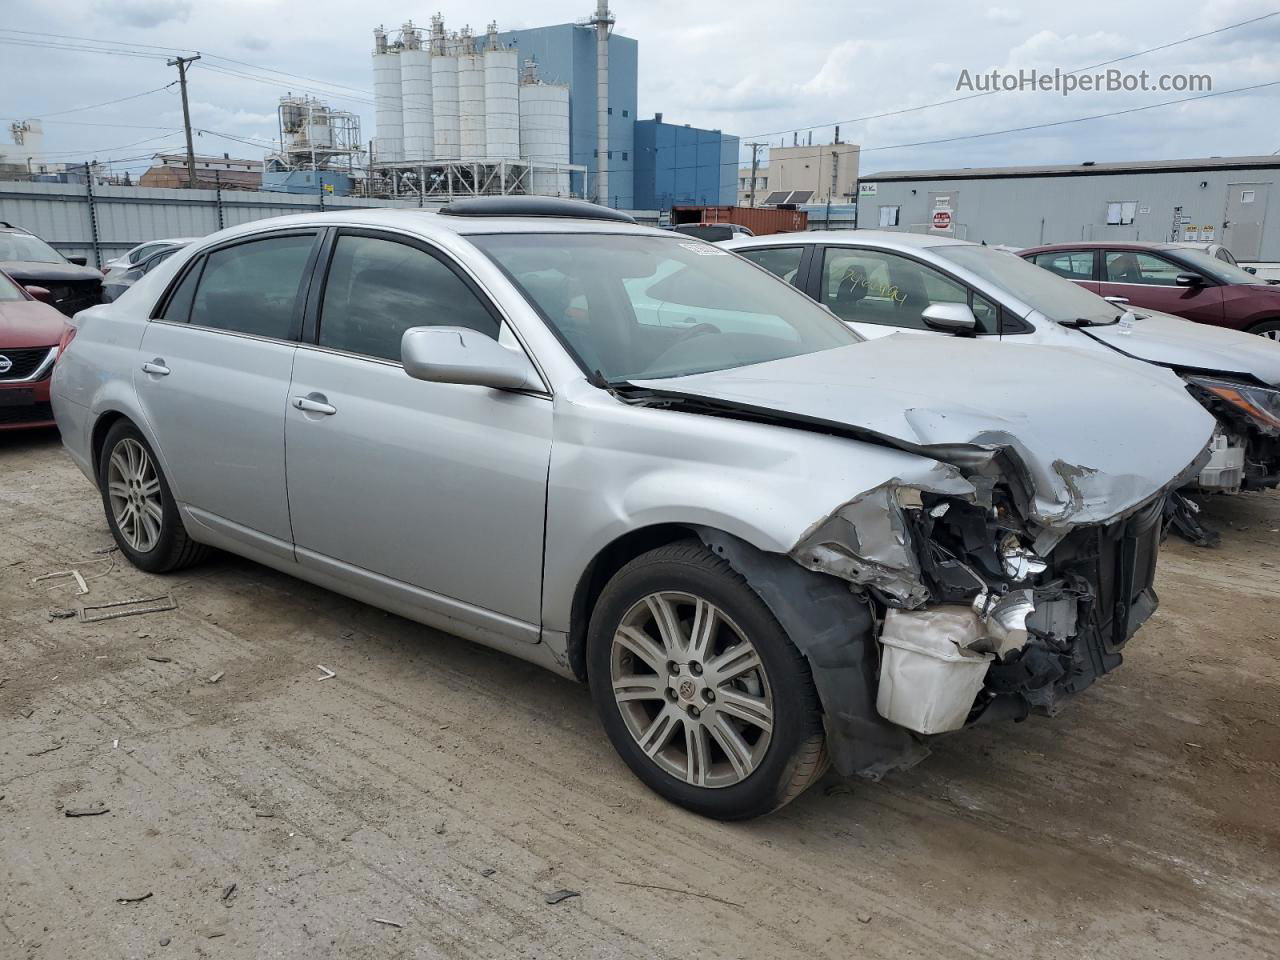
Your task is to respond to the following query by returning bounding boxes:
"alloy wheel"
[610,591,774,788]
[106,438,164,553]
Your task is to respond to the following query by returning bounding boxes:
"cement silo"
[429,15,460,161]
[399,23,434,163]
[457,28,487,159]
[483,24,520,162]
[519,63,571,197]
[371,27,403,163]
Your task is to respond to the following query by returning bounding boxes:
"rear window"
[0,232,64,264]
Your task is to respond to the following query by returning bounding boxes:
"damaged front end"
[1183,375,1280,493]
[730,447,1177,781]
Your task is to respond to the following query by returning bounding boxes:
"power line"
[30,83,176,120]
[0,37,170,60]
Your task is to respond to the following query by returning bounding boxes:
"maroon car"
[1020,241,1280,340]
[0,268,72,431]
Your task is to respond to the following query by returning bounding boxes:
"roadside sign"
[932,210,952,230]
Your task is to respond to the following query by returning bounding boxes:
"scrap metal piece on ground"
[28,741,64,756]
[32,569,90,596]
[315,665,336,681]
[116,892,152,903]
[80,594,177,623]
[48,608,77,620]
[1165,491,1221,547]
[146,655,173,664]
[544,889,581,905]
[371,918,403,928]
[208,671,224,684]
[65,806,110,817]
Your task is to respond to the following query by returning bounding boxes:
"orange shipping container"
[670,205,808,236]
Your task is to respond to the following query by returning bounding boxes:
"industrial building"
[0,120,63,179]
[856,155,1280,260]
[368,4,734,210]
[138,153,262,190]
[737,139,860,207]
[262,95,363,195]
[633,113,737,209]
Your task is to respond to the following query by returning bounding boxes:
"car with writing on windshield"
[725,231,1280,528]
[1019,240,1280,340]
[0,222,102,318]
[53,198,1212,819]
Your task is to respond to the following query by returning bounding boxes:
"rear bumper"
[0,377,54,431]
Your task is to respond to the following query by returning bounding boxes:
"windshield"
[934,244,1120,323]
[1169,247,1265,285]
[0,232,64,264]
[0,271,25,301]
[473,233,858,381]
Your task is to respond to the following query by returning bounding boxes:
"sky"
[2,0,1278,181]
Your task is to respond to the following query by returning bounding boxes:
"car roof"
[724,229,976,252]
[190,207,674,244]
[1020,240,1182,254]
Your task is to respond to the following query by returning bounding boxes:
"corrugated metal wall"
[858,166,1280,260]
[0,182,424,267]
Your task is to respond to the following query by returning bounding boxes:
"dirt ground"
[2,426,1278,960]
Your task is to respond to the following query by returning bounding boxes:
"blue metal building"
[494,23,637,209]
[632,114,738,210]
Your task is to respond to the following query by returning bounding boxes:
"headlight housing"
[1185,375,1280,433]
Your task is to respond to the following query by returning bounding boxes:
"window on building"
[878,205,900,227]
[1105,201,1138,225]
[622,152,628,161]
[622,109,629,118]
[607,150,613,159]
[607,107,613,115]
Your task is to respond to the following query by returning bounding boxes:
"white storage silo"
[519,81,571,197]
[431,52,460,160]
[458,48,487,160]
[484,46,520,161]
[372,30,403,163]
[399,27,434,163]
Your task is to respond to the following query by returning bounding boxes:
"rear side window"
[160,259,203,322]
[318,233,499,362]
[739,247,804,286]
[187,234,315,339]
[1030,251,1094,280]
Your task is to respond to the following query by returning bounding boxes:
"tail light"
[55,323,77,364]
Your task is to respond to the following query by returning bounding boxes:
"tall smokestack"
[590,0,613,205]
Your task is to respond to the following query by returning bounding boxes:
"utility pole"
[827,148,838,228]
[167,54,201,189]
[745,141,765,208]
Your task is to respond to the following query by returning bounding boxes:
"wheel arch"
[90,409,132,479]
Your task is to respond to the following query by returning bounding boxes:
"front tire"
[1249,318,1280,341]
[98,420,207,573]
[587,541,827,820]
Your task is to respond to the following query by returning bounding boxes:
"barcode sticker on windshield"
[678,242,728,256]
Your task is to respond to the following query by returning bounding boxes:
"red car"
[1020,241,1280,340]
[0,268,72,431]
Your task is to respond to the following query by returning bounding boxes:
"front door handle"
[1104,296,1130,304]
[141,359,170,376]
[293,394,337,416]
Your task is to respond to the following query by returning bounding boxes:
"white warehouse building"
[369,16,580,199]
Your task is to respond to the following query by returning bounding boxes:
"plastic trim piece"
[437,197,638,224]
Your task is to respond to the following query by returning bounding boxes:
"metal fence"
[0,181,662,267]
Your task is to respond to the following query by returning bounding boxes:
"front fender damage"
[695,526,929,780]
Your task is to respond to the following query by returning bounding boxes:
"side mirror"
[1175,273,1205,287]
[24,285,52,303]
[920,302,978,336]
[1244,266,1257,275]
[401,326,542,391]
[67,256,88,266]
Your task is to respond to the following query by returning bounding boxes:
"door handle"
[141,359,170,376]
[1104,296,1130,304]
[292,394,336,416]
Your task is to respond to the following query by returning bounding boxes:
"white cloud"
[985,7,1022,25]
[95,0,192,29]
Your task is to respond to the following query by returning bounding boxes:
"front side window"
[739,246,804,286]
[1031,251,1094,281]
[1104,251,1184,286]
[188,233,315,339]
[318,233,499,362]
[473,233,856,382]
[821,247,984,331]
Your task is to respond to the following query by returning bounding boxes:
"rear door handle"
[1104,296,1130,304]
[141,359,170,376]
[293,394,337,416]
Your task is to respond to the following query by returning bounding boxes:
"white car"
[724,231,1280,518]
[103,237,199,283]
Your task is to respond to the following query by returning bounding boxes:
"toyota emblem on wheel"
[0,356,11,375]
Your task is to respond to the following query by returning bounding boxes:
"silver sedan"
[53,198,1214,819]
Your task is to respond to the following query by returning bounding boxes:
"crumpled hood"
[1076,310,1280,386]
[633,337,1216,530]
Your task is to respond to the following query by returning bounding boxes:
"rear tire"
[587,541,827,820]
[98,420,207,573]
[1248,318,1280,341]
